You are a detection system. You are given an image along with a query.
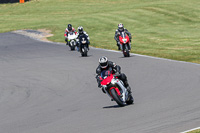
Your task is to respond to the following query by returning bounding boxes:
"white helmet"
[99,56,108,68]
[78,26,83,34]
[118,23,124,32]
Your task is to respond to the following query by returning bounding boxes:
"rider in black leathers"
[76,26,90,51]
[96,56,132,93]
[114,23,132,50]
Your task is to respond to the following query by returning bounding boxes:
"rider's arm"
[64,28,69,37]
[125,29,132,39]
[96,66,101,76]
[114,30,120,42]
[109,61,121,74]
[96,66,102,88]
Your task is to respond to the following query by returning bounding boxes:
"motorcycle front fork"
[121,43,131,51]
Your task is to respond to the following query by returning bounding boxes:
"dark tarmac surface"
[0,32,200,133]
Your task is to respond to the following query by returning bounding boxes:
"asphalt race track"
[0,32,200,133]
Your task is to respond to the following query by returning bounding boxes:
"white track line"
[92,47,200,66]
[13,30,200,66]
[180,127,200,133]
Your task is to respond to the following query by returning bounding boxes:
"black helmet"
[78,26,83,34]
[118,23,124,32]
[68,24,72,31]
[99,56,108,68]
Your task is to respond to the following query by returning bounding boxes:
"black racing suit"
[76,31,90,51]
[114,28,132,50]
[95,61,131,93]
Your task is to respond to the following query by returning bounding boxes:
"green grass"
[188,129,200,133]
[0,0,200,63]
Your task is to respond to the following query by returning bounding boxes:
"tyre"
[70,41,75,51]
[81,46,87,56]
[123,52,126,57]
[125,45,130,57]
[83,47,87,56]
[70,45,75,51]
[110,89,125,107]
[127,50,130,57]
[126,94,134,105]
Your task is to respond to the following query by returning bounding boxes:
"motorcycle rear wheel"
[70,45,75,51]
[110,89,125,107]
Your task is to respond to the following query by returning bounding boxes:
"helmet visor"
[79,29,83,34]
[119,27,124,32]
[68,27,72,31]
[100,62,108,68]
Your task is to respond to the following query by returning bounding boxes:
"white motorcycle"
[67,32,77,51]
[100,70,134,107]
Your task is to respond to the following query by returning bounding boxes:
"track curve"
[0,32,200,133]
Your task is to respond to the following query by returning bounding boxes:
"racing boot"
[128,43,131,51]
[65,38,68,45]
[117,42,121,50]
[124,81,132,94]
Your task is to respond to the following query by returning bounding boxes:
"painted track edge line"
[180,127,200,133]
[92,47,200,66]
[12,31,200,66]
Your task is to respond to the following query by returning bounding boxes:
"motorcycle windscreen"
[119,32,129,44]
[101,70,114,85]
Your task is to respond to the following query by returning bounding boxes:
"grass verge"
[187,129,200,133]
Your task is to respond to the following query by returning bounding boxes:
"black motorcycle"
[78,34,89,57]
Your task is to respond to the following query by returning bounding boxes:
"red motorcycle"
[100,70,134,107]
[119,32,131,57]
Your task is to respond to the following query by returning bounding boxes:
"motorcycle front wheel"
[81,46,88,57]
[110,89,125,107]
[70,42,75,51]
[123,44,130,57]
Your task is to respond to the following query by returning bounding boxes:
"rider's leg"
[76,42,80,51]
[128,42,131,51]
[117,41,121,50]
[119,73,132,93]
[65,38,68,45]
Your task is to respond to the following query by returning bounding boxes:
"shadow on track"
[79,55,92,57]
[119,55,135,58]
[103,105,123,109]
[103,102,134,109]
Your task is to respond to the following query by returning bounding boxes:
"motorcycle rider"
[64,24,77,45]
[76,26,90,51]
[114,23,132,50]
[96,56,132,94]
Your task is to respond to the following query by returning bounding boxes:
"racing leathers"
[76,31,90,51]
[96,61,131,93]
[114,28,132,50]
